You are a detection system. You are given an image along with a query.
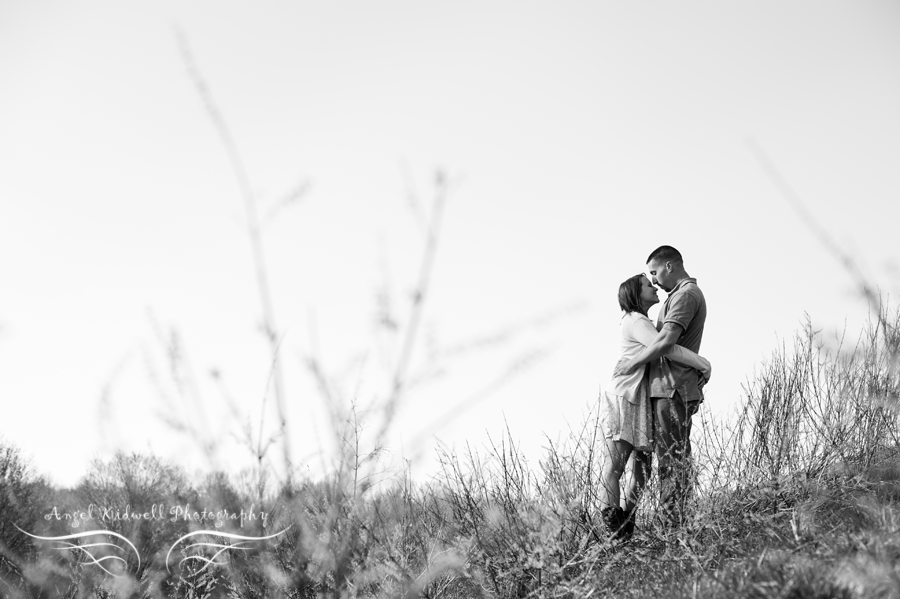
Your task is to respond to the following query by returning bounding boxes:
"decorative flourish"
[16,526,140,576]
[165,527,291,574]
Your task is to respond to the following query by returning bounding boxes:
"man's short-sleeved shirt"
[649,277,707,402]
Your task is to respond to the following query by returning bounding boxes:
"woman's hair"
[618,274,646,315]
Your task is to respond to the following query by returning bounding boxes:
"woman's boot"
[601,507,627,540]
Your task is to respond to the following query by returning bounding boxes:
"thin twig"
[175,27,292,486]
[374,171,453,450]
[747,138,881,315]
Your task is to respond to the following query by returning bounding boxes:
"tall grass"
[724,307,900,484]
[2,299,898,598]
[3,308,900,597]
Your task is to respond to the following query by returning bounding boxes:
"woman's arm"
[630,315,711,378]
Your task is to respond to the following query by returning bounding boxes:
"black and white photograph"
[2,1,899,597]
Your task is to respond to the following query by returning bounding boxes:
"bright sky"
[2,1,899,488]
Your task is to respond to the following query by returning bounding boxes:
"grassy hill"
[1,306,898,598]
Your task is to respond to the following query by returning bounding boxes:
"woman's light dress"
[599,311,659,452]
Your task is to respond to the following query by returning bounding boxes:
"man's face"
[647,258,673,292]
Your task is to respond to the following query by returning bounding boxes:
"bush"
[0,441,52,589]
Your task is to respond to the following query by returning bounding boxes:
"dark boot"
[620,508,635,539]
[601,507,627,540]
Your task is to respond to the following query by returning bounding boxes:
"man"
[615,245,708,526]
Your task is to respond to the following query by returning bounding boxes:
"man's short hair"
[646,245,683,265]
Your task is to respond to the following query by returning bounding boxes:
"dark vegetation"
[1,303,899,598]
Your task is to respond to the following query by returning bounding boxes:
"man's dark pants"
[652,391,698,525]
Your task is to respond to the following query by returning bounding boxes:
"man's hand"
[614,357,639,377]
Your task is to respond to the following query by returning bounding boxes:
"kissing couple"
[597,245,710,539]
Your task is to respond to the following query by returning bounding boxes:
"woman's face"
[640,276,660,308]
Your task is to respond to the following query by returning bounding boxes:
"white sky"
[2,0,899,488]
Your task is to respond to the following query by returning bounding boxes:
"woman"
[598,273,711,539]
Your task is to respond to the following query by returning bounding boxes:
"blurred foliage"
[2,303,899,597]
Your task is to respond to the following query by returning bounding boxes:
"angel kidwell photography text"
[40,504,270,529]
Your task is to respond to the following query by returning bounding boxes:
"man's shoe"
[621,508,636,539]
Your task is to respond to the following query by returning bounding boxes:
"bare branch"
[263,178,312,228]
[747,138,880,313]
[175,27,292,484]
[375,170,454,448]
